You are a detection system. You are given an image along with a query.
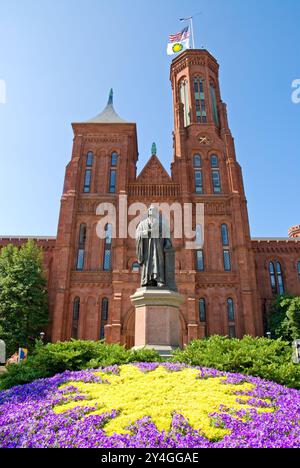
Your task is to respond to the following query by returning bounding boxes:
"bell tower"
[170,49,263,337]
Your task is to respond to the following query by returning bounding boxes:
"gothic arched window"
[76,224,86,271]
[211,154,219,168]
[193,154,202,168]
[199,298,206,323]
[194,77,207,123]
[132,262,140,272]
[210,155,221,194]
[223,250,231,272]
[100,298,109,340]
[221,224,229,246]
[298,261,300,280]
[227,298,235,322]
[72,297,80,339]
[269,262,277,295]
[196,250,205,271]
[83,169,92,193]
[269,261,285,295]
[180,79,190,127]
[86,151,94,167]
[111,152,118,167]
[227,298,236,338]
[103,224,112,271]
[276,262,285,295]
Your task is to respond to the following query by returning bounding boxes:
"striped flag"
[169,26,190,43]
[167,26,190,56]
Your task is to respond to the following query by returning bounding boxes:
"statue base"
[130,288,184,351]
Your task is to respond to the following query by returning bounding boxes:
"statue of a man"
[136,205,172,288]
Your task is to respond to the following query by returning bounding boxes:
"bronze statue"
[136,205,177,291]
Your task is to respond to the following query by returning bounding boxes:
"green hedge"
[172,335,300,389]
[0,341,162,390]
[1,336,299,391]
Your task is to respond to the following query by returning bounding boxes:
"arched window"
[221,224,229,246]
[83,169,92,193]
[211,155,219,168]
[227,298,235,322]
[72,298,80,339]
[276,262,285,295]
[196,250,204,271]
[211,155,221,194]
[269,262,277,295]
[103,224,112,271]
[199,298,206,323]
[86,151,94,167]
[100,298,109,340]
[194,77,207,123]
[194,171,203,194]
[269,261,285,295]
[111,152,118,167]
[76,224,86,270]
[132,262,140,272]
[193,154,202,168]
[298,261,300,280]
[180,79,190,127]
[223,250,231,272]
[210,83,219,126]
[227,298,236,338]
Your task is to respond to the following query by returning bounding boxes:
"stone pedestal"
[130,288,184,354]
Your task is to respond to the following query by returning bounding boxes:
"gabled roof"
[84,89,127,124]
[136,154,172,184]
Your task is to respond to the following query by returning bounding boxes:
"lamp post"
[40,332,45,344]
[266,332,271,340]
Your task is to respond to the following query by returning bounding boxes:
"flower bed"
[0,363,299,448]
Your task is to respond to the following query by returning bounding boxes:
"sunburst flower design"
[172,43,183,53]
[54,364,270,440]
[1,363,300,448]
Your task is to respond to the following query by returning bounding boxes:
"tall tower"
[170,49,263,337]
[50,90,138,343]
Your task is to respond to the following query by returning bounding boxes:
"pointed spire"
[107,88,113,106]
[84,88,127,124]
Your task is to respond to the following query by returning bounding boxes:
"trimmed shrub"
[172,335,300,389]
[0,340,161,390]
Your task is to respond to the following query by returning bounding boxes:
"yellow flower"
[55,365,271,440]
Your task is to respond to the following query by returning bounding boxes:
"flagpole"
[180,15,197,49]
[190,17,195,49]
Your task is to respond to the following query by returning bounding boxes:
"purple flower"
[0,364,299,448]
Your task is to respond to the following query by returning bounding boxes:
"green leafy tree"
[269,295,300,342]
[0,241,49,356]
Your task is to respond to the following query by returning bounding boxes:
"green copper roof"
[85,89,127,124]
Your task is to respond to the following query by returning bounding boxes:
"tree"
[0,241,49,356]
[269,295,300,342]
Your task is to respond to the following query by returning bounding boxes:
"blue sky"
[0,0,299,237]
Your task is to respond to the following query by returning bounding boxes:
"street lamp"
[40,332,45,343]
[266,332,271,340]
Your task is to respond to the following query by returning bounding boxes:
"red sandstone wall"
[0,237,56,283]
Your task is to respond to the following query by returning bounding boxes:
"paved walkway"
[0,366,6,374]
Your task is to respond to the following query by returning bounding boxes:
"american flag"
[169,26,190,43]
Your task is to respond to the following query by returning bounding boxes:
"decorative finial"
[107,88,113,106]
[151,142,157,155]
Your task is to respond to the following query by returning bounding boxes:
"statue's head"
[148,205,159,219]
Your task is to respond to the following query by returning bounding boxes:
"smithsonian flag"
[167,26,190,56]
[167,37,190,55]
